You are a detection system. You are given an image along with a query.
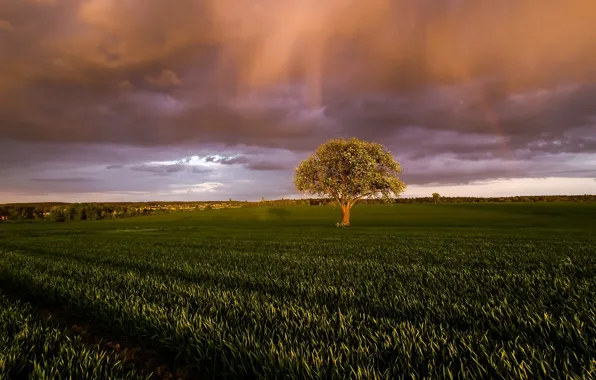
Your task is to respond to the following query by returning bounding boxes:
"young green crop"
[0,203,595,378]
[0,294,148,380]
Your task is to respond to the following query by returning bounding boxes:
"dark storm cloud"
[0,20,12,32]
[327,83,596,152]
[146,70,182,87]
[396,155,596,187]
[1,0,596,195]
[245,161,290,171]
[30,177,96,183]
[402,167,524,186]
[0,140,203,172]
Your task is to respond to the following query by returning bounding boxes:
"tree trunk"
[341,205,351,226]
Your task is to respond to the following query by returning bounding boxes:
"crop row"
[1,232,595,379]
[0,292,147,380]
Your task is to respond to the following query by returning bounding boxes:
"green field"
[1,203,595,378]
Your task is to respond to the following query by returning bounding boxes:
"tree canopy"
[294,138,406,226]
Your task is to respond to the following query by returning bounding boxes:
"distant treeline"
[0,201,243,222]
[392,194,596,204]
[257,194,596,206]
[1,195,595,222]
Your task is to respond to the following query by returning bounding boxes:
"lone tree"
[432,192,441,203]
[294,138,406,226]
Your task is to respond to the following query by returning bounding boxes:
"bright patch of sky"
[404,178,596,198]
[149,156,220,167]
[168,182,224,195]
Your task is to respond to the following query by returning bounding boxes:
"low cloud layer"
[1,0,595,201]
[128,163,211,175]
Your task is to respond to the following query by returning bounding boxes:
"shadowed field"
[1,203,595,378]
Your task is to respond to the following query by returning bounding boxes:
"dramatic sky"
[1,0,596,202]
